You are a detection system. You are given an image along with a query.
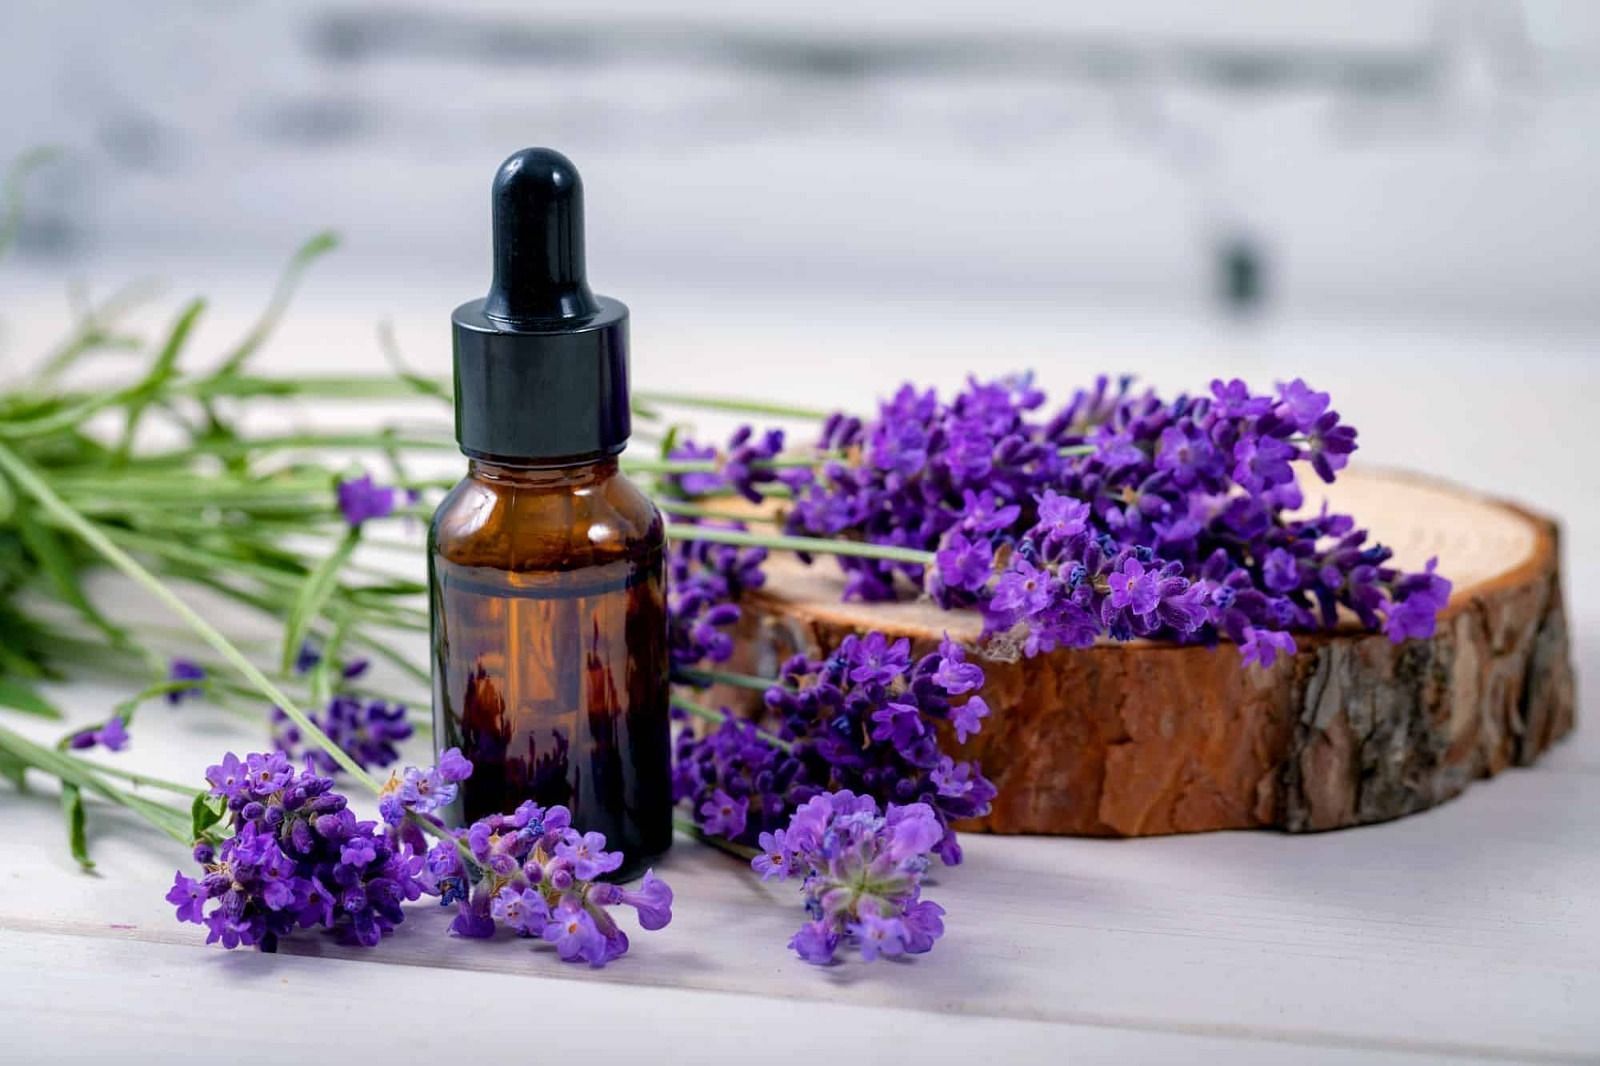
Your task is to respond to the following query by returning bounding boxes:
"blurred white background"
[3,1,1595,573]
[1,0,1597,322]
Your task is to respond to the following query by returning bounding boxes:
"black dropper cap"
[451,148,630,461]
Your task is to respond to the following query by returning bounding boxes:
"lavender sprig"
[669,374,1452,662]
[168,752,424,950]
[675,631,996,866]
[667,521,768,674]
[755,790,947,965]
[415,796,674,967]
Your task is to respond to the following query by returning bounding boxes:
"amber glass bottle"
[430,148,670,878]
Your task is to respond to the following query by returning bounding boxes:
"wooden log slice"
[733,468,1576,836]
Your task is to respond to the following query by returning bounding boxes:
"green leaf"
[113,298,206,460]
[12,500,126,645]
[149,300,206,383]
[659,423,682,459]
[377,320,451,402]
[0,678,61,718]
[31,279,159,386]
[0,748,26,791]
[60,783,94,871]
[190,791,226,841]
[215,231,338,375]
[0,467,13,523]
[281,527,360,675]
[0,641,49,681]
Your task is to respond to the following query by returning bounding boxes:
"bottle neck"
[466,453,620,488]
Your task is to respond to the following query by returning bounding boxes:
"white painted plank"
[3,928,1512,1066]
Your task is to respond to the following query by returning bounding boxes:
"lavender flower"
[1383,557,1453,643]
[755,791,947,965]
[664,440,723,496]
[336,474,396,527]
[676,630,997,865]
[377,745,474,826]
[67,716,129,753]
[697,789,749,838]
[673,710,796,843]
[422,797,673,967]
[273,694,413,775]
[1239,626,1297,668]
[165,659,206,705]
[169,752,423,951]
[293,642,371,680]
[667,522,767,674]
[774,374,1446,665]
[667,425,788,503]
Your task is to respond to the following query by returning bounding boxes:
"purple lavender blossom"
[697,789,749,838]
[667,523,767,675]
[1107,557,1161,615]
[616,870,673,931]
[752,830,792,881]
[421,800,673,967]
[930,636,984,695]
[555,831,625,881]
[676,631,997,864]
[492,886,549,936]
[932,532,993,595]
[273,694,413,775]
[165,659,206,705]
[1239,626,1297,668]
[949,696,989,744]
[336,474,397,526]
[169,752,423,951]
[377,746,473,826]
[68,716,130,753]
[756,791,947,965]
[1383,557,1453,643]
[771,373,1438,668]
[848,632,912,686]
[437,747,473,783]
[667,425,787,503]
[1275,379,1330,428]
[664,440,723,496]
[293,642,371,679]
[1305,411,1359,483]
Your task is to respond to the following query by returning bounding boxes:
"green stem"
[148,431,458,462]
[634,390,835,421]
[626,456,821,475]
[653,499,779,523]
[674,666,779,693]
[0,442,380,792]
[0,383,147,440]
[671,695,792,753]
[666,523,934,566]
[0,722,192,843]
[176,374,448,401]
[67,760,199,796]
[672,814,760,861]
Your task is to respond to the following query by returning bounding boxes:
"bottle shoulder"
[431,467,662,572]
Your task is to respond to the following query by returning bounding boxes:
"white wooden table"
[1,282,1596,1064]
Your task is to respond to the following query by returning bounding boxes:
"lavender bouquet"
[0,156,1448,966]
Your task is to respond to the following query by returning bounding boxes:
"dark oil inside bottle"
[430,458,670,880]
